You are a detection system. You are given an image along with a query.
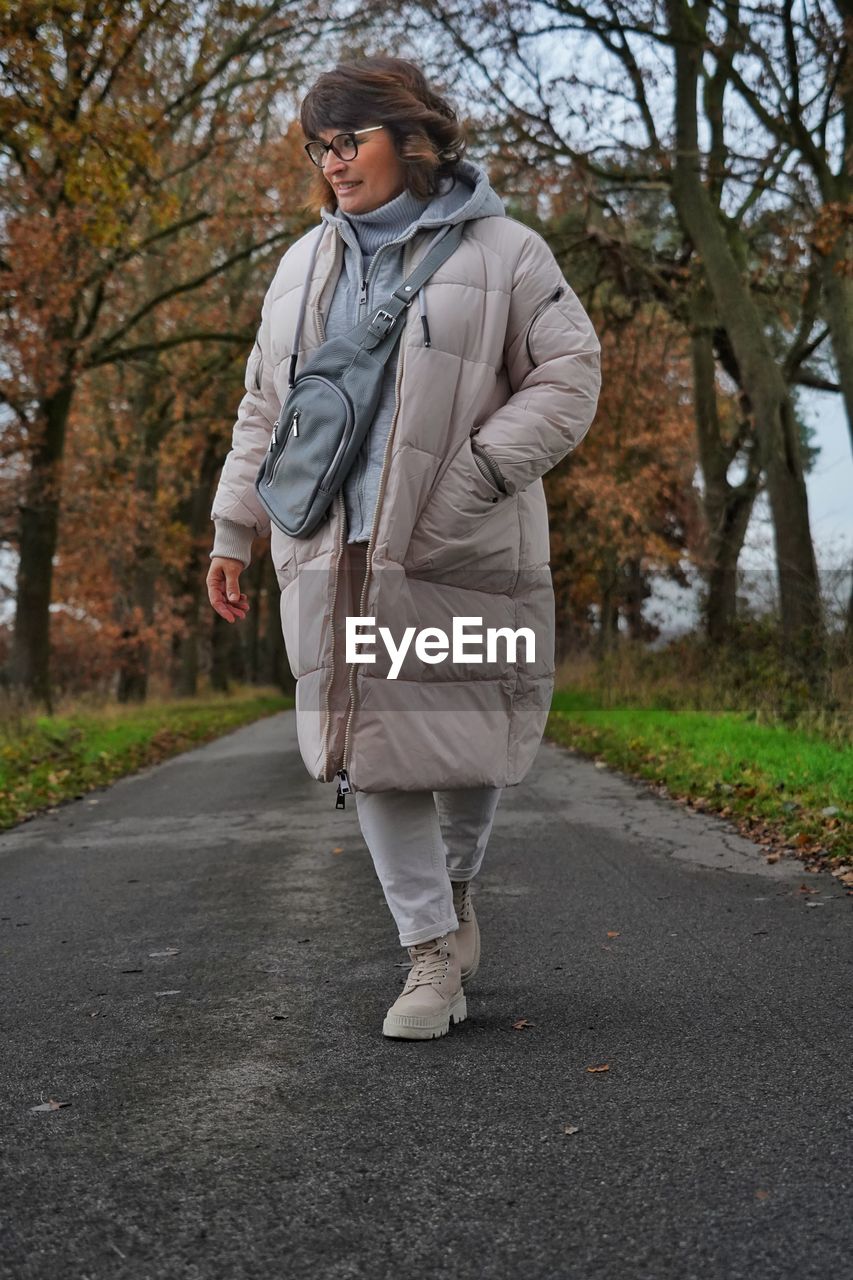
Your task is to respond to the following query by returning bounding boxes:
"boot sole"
[382,989,467,1040]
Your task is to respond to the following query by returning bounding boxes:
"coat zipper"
[319,224,429,806]
[353,247,393,529]
[322,492,347,789]
[524,285,564,366]
[334,336,408,808]
[311,228,341,789]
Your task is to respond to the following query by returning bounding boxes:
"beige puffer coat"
[211,172,601,798]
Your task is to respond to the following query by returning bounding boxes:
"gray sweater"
[323,186,431,543]
[211,160,504,562]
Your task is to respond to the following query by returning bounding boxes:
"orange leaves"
[545,304,699,635]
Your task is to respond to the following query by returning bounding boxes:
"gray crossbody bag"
[254,220,465,539]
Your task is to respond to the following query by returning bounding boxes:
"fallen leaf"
[148,948,180,957]
[154,989,182,996]
[587,1063,610,1073]
[332,846,344,855]
[563,1125,580,1135]
[765,853,780,864]
[30,1097,71,1112]
[755,1189,770,1200]
[606,931,620,938]
[512,1019,534,1030]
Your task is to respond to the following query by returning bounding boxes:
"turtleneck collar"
[338,186,432,261]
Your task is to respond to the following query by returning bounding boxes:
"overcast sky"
[799,391,852,564]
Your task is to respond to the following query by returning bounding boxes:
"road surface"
[1,710,850,1279]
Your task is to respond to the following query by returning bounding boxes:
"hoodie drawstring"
[418,285,431,347]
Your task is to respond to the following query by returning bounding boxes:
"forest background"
[0,0,850,745]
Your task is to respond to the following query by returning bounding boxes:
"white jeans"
[355,787,502,946]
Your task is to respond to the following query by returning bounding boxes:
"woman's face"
[315,124,408,213]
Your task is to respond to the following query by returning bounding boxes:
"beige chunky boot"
[382,931,466,1040]
[452,879,480,982]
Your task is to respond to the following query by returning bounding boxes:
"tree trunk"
[597,551,620,654]
[668,0,824,663]
[169,436,224,697]
[8,384,74,710]
[621,558,651,641]
[820,257,853,456]
[690,325,761,641]
[116,450,159,703]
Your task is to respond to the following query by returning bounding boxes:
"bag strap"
[288,220,465,386]
[288,226,326,389]
[355,222,464,354]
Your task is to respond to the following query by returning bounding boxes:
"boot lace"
[452,879,472,921]
[404,937,450,991]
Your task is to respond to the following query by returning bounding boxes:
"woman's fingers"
[211,591,250,623]
[207,564,250,623]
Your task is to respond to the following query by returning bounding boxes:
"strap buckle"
[367,308,396,341]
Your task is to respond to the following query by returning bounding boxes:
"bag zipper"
[524,285,564,366]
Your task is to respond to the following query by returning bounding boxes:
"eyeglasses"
[304,125,384,167]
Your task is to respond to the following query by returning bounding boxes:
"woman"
[206,56,601,1041]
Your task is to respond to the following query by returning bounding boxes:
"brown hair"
[299,55,468,214]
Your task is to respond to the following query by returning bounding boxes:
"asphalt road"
[1,710,850,1280]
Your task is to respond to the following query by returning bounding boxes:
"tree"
[391,0,828,659]
[0,0,328,706]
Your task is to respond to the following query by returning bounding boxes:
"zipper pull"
[359,279,368,307]
[269,422,278,452]
[290,409,300,437]
[335,768,351,809]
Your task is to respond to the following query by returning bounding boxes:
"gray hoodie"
[319,158,506,542]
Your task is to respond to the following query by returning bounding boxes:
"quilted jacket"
[209,160,601,796]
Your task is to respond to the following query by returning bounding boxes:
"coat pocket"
[470,437,509,496]
[404,434,519,584]
[524,286,565,367]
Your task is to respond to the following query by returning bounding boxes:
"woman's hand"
[207,556,250,624]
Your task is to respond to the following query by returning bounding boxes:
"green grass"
[0,690,293,830]
[545,689,851,860]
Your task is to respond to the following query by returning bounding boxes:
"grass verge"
[0,690,293,831]
[545,689,851,866]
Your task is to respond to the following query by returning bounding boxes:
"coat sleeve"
[209,256,288,567]
[471,228,601,496]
